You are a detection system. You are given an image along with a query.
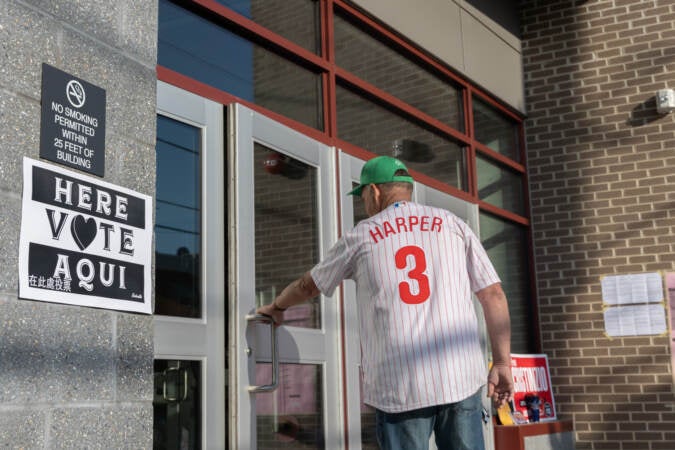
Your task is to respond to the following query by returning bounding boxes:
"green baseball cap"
[348,156,414,196]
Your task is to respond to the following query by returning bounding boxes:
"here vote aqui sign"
[18,158,152,314]
[40,63,106,176]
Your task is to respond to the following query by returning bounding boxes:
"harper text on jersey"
[369,215,443,244]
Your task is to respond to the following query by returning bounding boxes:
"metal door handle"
[246,313,279,393]
[162,366,188,402]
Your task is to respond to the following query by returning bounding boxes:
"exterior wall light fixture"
[656,89,675,114]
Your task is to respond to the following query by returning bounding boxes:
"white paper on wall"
[603,304,667,337]
[601,273,663,305]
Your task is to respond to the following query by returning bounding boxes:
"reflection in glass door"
[231,104,341,449]
[153,360,202,449]
[255,363,324,448]
[154,82,226,448]
[253,144,321,330]
[253,145,324,449]
[155,115,201,318]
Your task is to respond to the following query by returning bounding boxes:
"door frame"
[154,81,227,448]
[228,103,343,449]
[154,85,494,449]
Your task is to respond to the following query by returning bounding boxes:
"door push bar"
[162,365,189,402]
[246,313,279,393]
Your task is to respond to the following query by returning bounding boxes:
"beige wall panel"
[461,10,524,111]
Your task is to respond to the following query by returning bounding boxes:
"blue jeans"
[375,389,485,450]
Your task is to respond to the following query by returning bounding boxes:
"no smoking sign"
[40,64,106,176]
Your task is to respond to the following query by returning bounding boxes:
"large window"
[333,12,464,130]
[473,97,520,161]
[215,0,321,54]
[477,155,525,215]
[336,85,466,191]
[157,0,534,346]
[480,213,533,353]
[159,0,324,130]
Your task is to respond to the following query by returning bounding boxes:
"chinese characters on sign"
[40,63,106,176]
[18,158,152,314]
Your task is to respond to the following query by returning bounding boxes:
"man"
[257,155,513,450]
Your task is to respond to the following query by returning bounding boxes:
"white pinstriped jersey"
[311,201,500,413]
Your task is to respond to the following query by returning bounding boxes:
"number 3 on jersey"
[395,245,430,304]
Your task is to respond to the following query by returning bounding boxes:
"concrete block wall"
[521,1,675,448]
[0,0,157,447]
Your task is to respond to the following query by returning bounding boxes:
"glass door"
[230,104,342,449]
[154,81,226,448]
[338,152,494,450]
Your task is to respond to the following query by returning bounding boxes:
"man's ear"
[370,184,384,210]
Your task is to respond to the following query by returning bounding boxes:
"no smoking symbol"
[66,80,86,108]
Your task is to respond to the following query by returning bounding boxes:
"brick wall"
[521,1,675,448]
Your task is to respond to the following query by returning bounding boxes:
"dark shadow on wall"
[465,0,521,37]
[627,96,665,127]
[0,322,130,402]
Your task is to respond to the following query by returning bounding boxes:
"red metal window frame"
[161,0,530,222]
[158,0,539,333]
[157,2,543,446]
[158,0,541,371]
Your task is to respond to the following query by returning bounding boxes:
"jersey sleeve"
[459,217,501,292]
[310,236,355,297]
